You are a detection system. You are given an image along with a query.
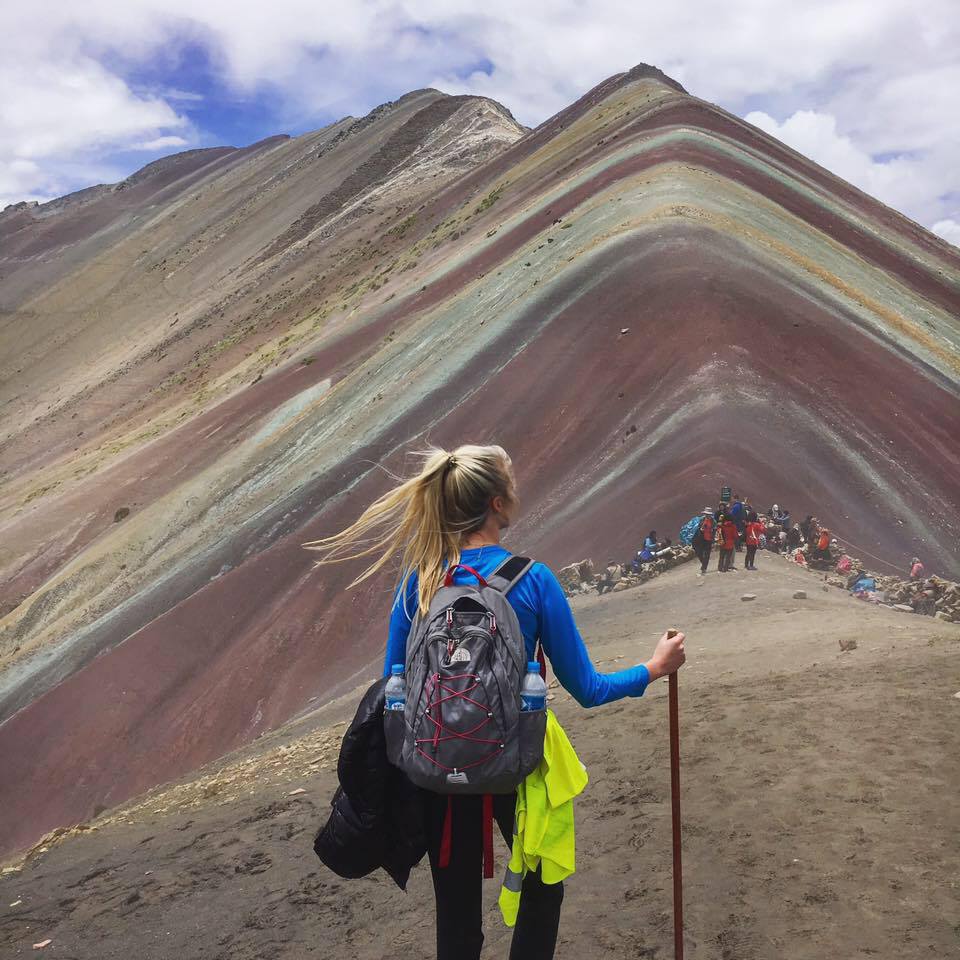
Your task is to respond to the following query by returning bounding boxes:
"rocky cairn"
[557,545,696,597]
[857,572,960,622]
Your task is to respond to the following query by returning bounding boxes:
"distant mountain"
[0,64,957,859]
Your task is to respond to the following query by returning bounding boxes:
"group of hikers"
[596,490,929,595]
[685,490,869,576]
[596,494,785,592]
[688,493,770,575]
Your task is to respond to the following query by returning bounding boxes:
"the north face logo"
[446,771,469,785]
[450,647,470,663]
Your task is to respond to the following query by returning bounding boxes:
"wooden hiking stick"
[666,629,684,960]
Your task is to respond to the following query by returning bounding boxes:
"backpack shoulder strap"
[486,555,534,595]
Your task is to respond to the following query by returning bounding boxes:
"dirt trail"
[1,558,958,959]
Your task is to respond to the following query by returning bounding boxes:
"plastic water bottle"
[385,664,406,712]
[520,661,547,712]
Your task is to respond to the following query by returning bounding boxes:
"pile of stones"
[872,575,960,622]
[787,540,960,623]
[557,545,696,597]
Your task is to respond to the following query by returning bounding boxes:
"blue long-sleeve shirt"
[384,545,650,708]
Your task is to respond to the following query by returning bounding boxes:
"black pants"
[745,544,758,569]
[718,547,733,571]
[695,543,712,573]
[424,792,563,960]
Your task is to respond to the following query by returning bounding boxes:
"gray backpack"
[385,555,546,794]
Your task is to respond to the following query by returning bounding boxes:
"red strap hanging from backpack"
[482,794,495,879]
[437,795,495,879]
[438,797,453,869]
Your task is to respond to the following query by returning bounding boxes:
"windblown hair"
[303,444,516,618]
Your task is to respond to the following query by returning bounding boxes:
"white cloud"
[130,135,190,151]
[1,1,959,233]
[160,89,205,103]
[742,109,949,223]
[932,220,960,247]
[0,60,184,157]
[0,21,192,207]
[0,155,128,211]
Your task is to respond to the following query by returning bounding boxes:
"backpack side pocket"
[384,705,405,767]
[518,708,546,779]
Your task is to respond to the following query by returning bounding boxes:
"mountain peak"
[619,62,688,93]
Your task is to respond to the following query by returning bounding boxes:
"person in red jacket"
[717,513,738,572]
[744,511,764,570]
[693,508,715,575]
[816,527,832,562]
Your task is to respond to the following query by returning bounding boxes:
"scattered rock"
[287,788,307,796]
[210,563,233,581]
[838,638,858,652]
[741,594,756,602]
[954,692,960,700]
[619,327,630,335]
[9,899,22,907]
[33,940,52,950]
[891,604,914,613]
[113,507,130,523]
[792,591,807,600]
[558,561,590,593]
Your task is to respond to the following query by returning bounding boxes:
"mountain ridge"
[0,63,957,860]
[0,88,526,221]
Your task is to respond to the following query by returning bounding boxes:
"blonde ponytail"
[304,444,516,617]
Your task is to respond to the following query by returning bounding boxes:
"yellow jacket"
[499,710,588,926]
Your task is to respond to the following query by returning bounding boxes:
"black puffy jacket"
[313,678,427,889]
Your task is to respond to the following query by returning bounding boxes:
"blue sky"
[123,43,281,147]
[2,1,959,244]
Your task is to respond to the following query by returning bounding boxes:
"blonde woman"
[307,444,685,960]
